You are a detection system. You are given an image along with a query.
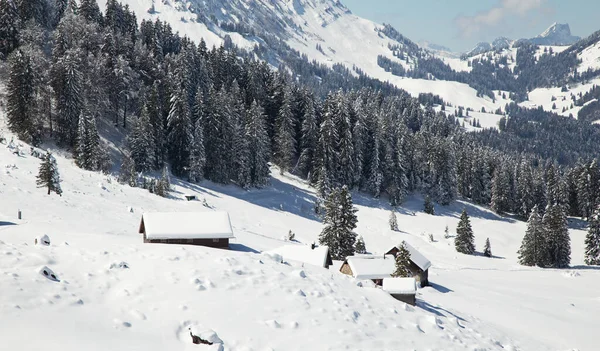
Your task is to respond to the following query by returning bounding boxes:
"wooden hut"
[339,255,396,286]
[383,278,417,305]
[266,244,333,269]
[386,241,431,286]
[139,212,234,248]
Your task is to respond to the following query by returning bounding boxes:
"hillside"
[1,95,599,351]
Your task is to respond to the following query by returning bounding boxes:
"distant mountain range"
[464,23,581,57]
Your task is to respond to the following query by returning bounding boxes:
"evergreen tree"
[518,205,546,266]
[7,49,37,143]
[355,236,366,254]
[0,0,20,58]
[455,209,475,254]
[584,207,600,265]
[118,153,137,187]
[274,87,296,175]
[245,101,270,187]
[299,96,318,180]
[167,87,192,176]
[490,166,510,214]
[54,52,83,146]
[128,106,155,173]
[424,196,435,215]
[542,204,571,268]
[391,242,411,277]
[483,238,492,257]
[318,186,358,260]
[389,209,399,231]
[36,152,62,196]
[155,166,171,197]
[75,112,101,171]
[188,117,206,183]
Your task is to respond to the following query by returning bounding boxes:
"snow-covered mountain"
[529,22,581,46]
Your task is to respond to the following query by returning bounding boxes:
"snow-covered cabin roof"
[390,241,431,271]
[345,255,396,280]
[139,212,234,240]
[266,245,332,268]
[383,278,416,295]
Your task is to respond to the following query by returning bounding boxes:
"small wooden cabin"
[339,255,396,286]
[266,244,333,269]
[383,278,417,306]
[139,212,234,248]
[386,241,431,287]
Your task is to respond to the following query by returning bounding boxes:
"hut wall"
[339,263,353,276]
[144,236,229,248]
[390,293,416,306]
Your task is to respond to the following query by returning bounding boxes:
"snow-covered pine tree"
[518,205,545,266]
[245,101,270,187]
[389,209,399,231]
[490,166,510,214]
[318,186,358,260]
[274,86,297,175]
[75,112,102,171]
[118,153,137,187]
[516,160,535,219]
[584,207,600,265]
[54,50,83,147]
[424,195,435,215]
[444,225,450,239]
[316,93,338,197]
[335,91,355,187]
[455,209,475,254]
[155,166,171,197]
[542,203,571,268]
[355,236,366,254]
[188,117,206,183]
[0,0,20,59]
[128,106,155,173]
[36,152,62,196]
[391,242,411,278]
[298,94,318,180]
[7,49,37,144]
[167,87,192,177]
[483,238,492,257]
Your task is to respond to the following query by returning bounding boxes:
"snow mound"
[38,266,59,282]
[35,234,51,246]
[109,261,130,269]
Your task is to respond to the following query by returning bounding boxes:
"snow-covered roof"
[140,212,234,240]
[392,242,431,271]
[266,245,332,268]
[383,278,416,295]
[345,255,396,280]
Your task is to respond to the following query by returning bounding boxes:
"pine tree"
[245,101,270,187]
[7,49,37,144]
[542,204,571,268]
[389,210,399,231]
[188,117,206,183]
[318,186,358,260]
[391,242,411,277]
[518,205,546,266]
[584,207,600,265]
[424,196,435,215]
[490,166,510,214]
[455,209,475,254]
[75,112,102,171]
[155,166,171,197]
[128,106,155,173]
[483,238,492,257]
[167,87,192,176]
[274,87,297,175]
[355,236,366,254]
[118,153,137,187]
[299,96,318,180]
[36,152,62,196]
[0,0,20,59]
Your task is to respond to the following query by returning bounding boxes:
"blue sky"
[341,0,600,52]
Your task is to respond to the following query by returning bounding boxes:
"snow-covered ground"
[521,77,600,118]
[1,102,599,350]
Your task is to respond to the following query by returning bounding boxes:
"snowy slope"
[1,100,599,350]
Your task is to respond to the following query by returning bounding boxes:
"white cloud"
[455,0,545,38]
